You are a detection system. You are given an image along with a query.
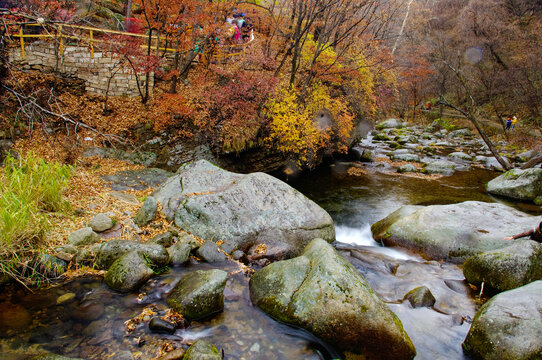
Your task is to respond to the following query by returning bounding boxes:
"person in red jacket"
[504,221,542,242]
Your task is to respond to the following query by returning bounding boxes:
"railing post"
[89,30,94,59]
[59,24,63,55]
[19,26,25,60]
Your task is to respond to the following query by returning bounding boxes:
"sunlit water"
[1,164,540,360]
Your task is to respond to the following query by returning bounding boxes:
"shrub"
[0,153,72,285]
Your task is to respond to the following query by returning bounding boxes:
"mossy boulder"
[486,168,542,202]
[95,240,169,270]
[104,250,154,293]
[463,281,542,360]
[249,238,416,359]
[463,241,542,292]
[403,286,436,308]
[372,201,537,263]
[183,340,222,360]
[134,196,157,226]
[167,269,228,321]
[152,160,334,259]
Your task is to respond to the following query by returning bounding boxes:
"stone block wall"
[9,42,152,97]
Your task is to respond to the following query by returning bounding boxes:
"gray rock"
[148,232,174,247]
[112,352,134,360]
[249,238,416,359]
[54,244,78,255]
[167,269,228,321]
[95,240,169,270]
[372,133,392,141]
[515,150,540,162]
[403,286,436,308]
[398,164,419,173]
[463,241,542,292]
[232,250,244,260]
[376,118,404,130]
[484,157,505,172]
[448,152,472,161]
[134,196,157,227]
[104,250,153,292]
[422,160,455,175]
[102,168,174,191]
[177,232,199,250]
[168,242,191,266]
[88,213,114,232]
[183,340,222,360]
[448,128,473,137]
[360,149,374,162]
[372,201,538,263]
[486,168,542,202]
[391,151,420,162]
[67,227,100,247]
[463,281,542,360]
[152,160,335,259]
[33,254,67,278]
[197,241,227,263]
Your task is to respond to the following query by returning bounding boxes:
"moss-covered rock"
[183,340,222,360]
[95,239,169,270]
[104,250,154,292]
[463,241,542,292]
[403,286,436,308]
[463,281,542,359]
[167,269,228,321]
[486,168,542,202]
[249,238,416,359]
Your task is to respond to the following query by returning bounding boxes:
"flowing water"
[1,163,540,360]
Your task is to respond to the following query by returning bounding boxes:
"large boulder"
[372,201,538,263]
[376,118,404,130]
[152,160,334,259]
[166,269,228,321]
[486,168,542,202]
[463,240,542,292]
[104,250,154,293]
[95,240,169,270]
[249,238,416,359]
[463,281,542,360]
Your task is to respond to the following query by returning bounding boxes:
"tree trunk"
[169,38,181,94]
[520,155,542,170]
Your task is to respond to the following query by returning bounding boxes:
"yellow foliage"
[265,81,354,165]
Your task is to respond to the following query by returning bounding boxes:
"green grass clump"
[0,153,73,285]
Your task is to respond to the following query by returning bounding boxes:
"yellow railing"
[7,22,253,63]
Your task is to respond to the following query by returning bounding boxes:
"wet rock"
[448,152,472,161]
[398,164,418,173]
[88,213,114,232]
[422,160,455,176]
[463,241,542,292]
[149,317,176,334]
[372,201,537,263]
[152,160,335,259]
[486,168,542,202]
[56,293,76,305]
[167,269,228,321]
[95,239,169,269]
[249,238,416,359]
[134,196,157,227]
[390,151,420,162]
[32,253,68,278]
[168,242,191,266]
[183,340,222,360]
[70,300,104,322]
[148,232,174,247]
[197,241,226,263]
[372,133,391,141]
[376,118,404,130]
[403,286,436,308]
[67,227,100,247]
[158,348,186,360]
[232,250,244,260]
[104,250,154,293]
[463,281,542,360]
[0,302,32,332]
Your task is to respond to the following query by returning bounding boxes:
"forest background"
[0,0,541,284]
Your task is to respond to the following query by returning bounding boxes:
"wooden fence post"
[19,26,25,60]
[90,30,94,59]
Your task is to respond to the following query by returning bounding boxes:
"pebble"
[56,292,76,305]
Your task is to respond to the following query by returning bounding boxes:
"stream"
[1,161,541,360]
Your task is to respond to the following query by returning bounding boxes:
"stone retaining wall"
[9,42,152,97]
